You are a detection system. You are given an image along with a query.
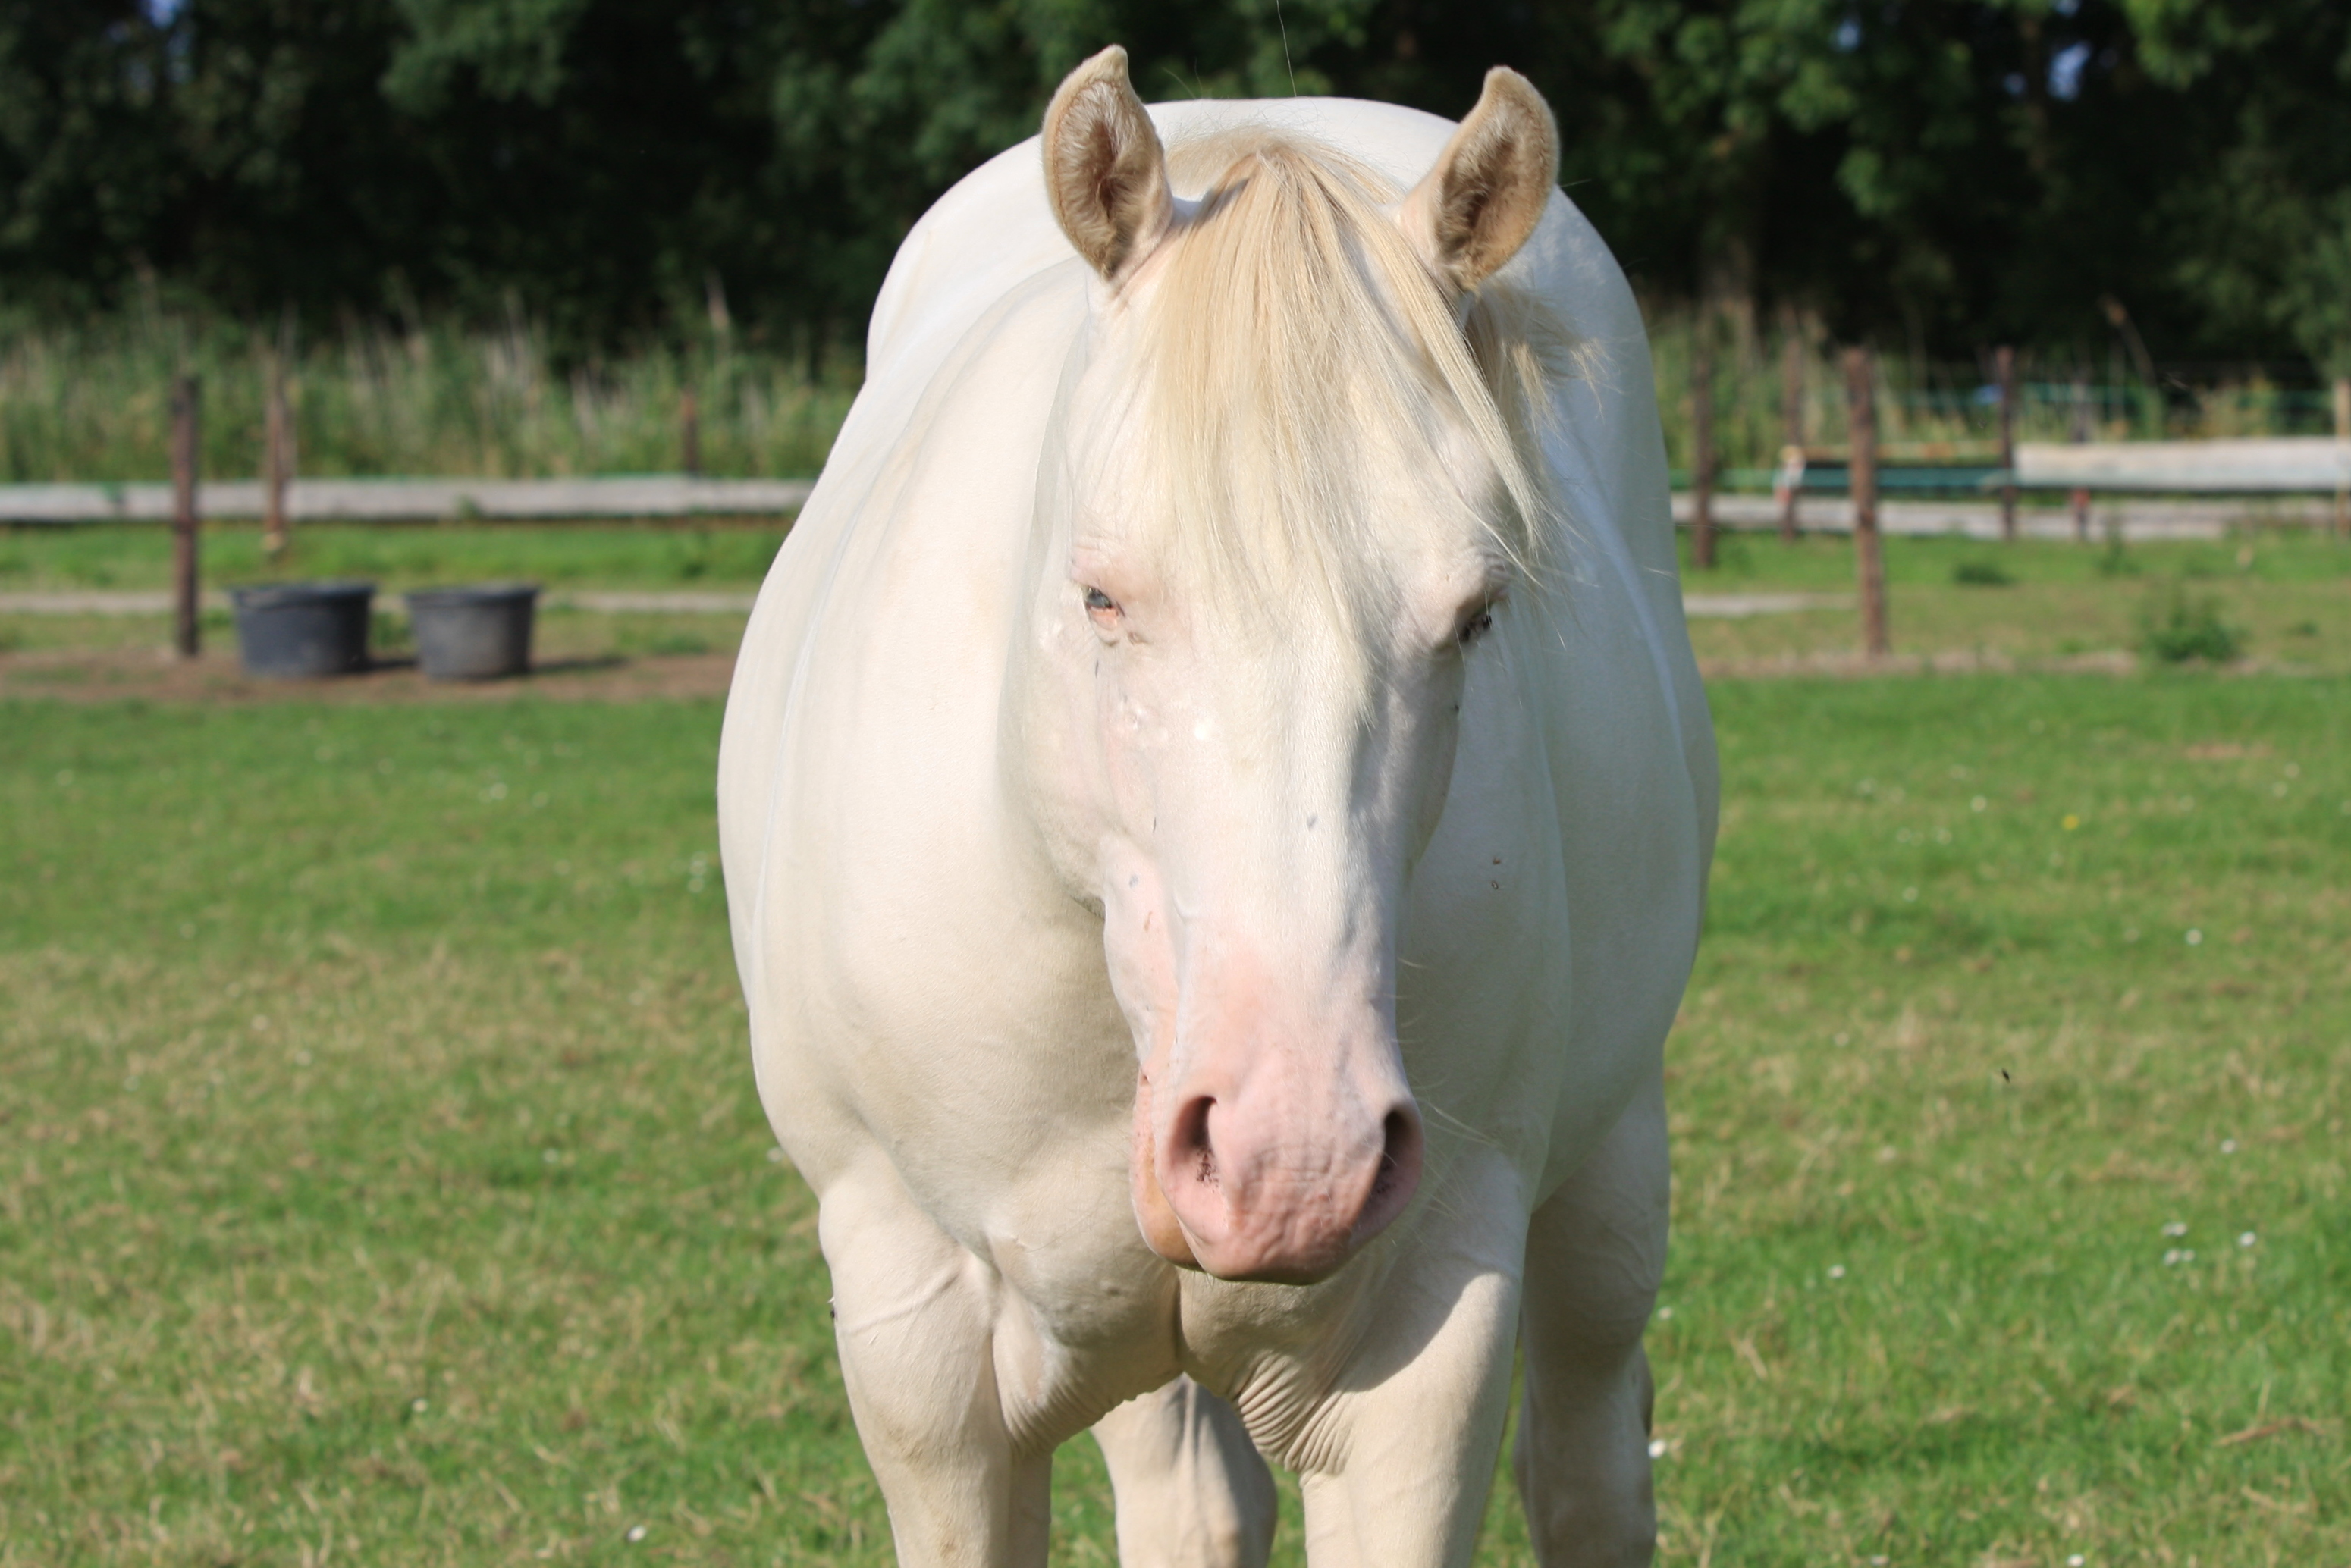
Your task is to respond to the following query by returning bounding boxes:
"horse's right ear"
[1043,46,1174,285]
[1398,68,1558,294]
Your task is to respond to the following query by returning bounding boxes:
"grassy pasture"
[7,523,2351,682]
[2,676,2346,1565]
[1671,528,2351,676]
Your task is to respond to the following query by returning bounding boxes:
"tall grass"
[0,309,857,484]
[1646,309,2344,481]
[1,303,2337,488]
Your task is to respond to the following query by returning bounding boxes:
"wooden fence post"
[1995,346,2017,543]
[171,374,202,659]
[1844,347,1889,660]
[263,350,293,561]
[1778,331,1804,542]
[1691,309,1716,570]
[2070,372,2092,542]
[2334,376,2349,541]
[680,385,702,478]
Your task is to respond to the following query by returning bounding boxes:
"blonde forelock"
[1110,126,1568,638]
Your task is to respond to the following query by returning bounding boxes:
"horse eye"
[1084,588,1119,613]
[1458,608,1495,646]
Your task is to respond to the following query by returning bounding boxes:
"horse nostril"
[1373,1105,1422,1203]
[1171,1096,1219,1190]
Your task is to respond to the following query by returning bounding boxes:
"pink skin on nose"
[1128,961,1424,1285]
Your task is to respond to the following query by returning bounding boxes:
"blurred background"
[2,0,2347,481]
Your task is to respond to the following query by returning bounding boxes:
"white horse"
[719,48,1716,1568]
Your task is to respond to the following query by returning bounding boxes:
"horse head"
[1022,48,1561,1284]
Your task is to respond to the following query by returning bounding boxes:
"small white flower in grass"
[626,1525,648,1544]
[1827,1264,1846,1280]
[1971,795,1987,812]
[1901,886,1919,903]
[1647,1438,1670,1460]
[2239,1231,2257,1248]
[1656,1305,1673,1320]
[412,1397,428,1413]
[542,1148,560,1165]
[767,1146,786,1164]
[2185,928,2202,946]
[1870,1557,1890,1566]
[2163,1249,2184,1266]
[2221,1138,2238,1155]
[2162,1221,2187,1238]
[2070,1556,2086,1567]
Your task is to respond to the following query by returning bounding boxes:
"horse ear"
[1398,68,1558,293]
[1043,45,1175,284]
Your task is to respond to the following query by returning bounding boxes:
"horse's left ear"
[1043,45,1176,285]
[1398,68,1558,293]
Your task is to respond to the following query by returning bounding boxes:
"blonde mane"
[1118,126,1572,631]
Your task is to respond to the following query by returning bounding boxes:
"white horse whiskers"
[718,46,1717,1568]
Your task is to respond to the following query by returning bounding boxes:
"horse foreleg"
[1512,1072,1669,1568]
[1278,1152,1524,1568]
[1091,1375,1276,1568]
[819,1171,1050,1568]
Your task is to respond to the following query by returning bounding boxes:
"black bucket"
[406,583,538,681]
[230,580,375,678]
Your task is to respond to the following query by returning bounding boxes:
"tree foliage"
[0,0,2343,369]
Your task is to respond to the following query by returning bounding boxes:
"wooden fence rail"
[2014,437,2351,492]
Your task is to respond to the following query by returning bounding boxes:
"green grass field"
[8,522,2351,682]
[3,675,2345,1565]
[1670,528,2351,678]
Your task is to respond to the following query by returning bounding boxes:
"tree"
[0,0,2346,374]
